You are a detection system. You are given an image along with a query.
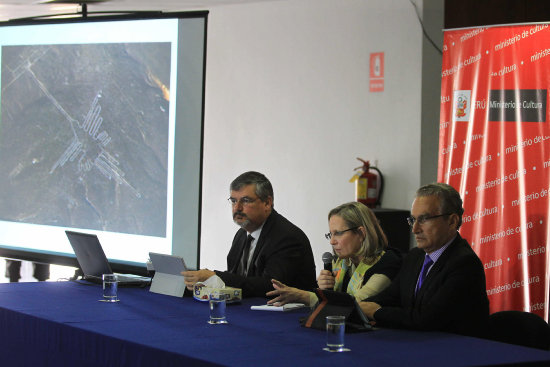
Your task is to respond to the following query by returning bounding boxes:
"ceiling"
[0,0,279,22]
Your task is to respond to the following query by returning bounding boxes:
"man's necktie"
[415,254,433,295]
[239,234,254,276]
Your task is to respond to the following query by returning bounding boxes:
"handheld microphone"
[322,252,334,272]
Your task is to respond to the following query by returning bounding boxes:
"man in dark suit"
[359,183,489,337]
[183,171,316,297]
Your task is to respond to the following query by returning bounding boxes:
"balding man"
[360,183,489,337]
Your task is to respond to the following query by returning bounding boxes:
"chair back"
[487,311,550,350]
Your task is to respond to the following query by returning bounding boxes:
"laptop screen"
[66,231,113,277]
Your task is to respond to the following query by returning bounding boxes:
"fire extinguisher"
[352,158,384,208]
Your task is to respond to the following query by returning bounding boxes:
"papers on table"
[250,303,306,312]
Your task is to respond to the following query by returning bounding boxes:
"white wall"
[421,0,444,185]
[199,0,423,273]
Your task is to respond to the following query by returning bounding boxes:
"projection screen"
[0,12,207,273]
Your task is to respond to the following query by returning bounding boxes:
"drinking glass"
[101,274,119,302]
[208,292,228,324]
[324,315,349,352]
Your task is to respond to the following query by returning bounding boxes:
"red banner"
[439,24,550,320]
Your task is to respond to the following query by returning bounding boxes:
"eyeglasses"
[227,197,258,207]
[325,227,358,240]
[406,213,451,227]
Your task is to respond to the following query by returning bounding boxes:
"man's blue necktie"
[415,254,433,295]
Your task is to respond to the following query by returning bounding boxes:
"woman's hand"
[316,269,336,290]
[266,279,310,306]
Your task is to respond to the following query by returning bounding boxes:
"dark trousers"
[5,260,50,282]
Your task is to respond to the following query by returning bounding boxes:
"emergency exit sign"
[369,52,384,92]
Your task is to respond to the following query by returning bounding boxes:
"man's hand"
[182,269,216,291]
[359,301,382,320]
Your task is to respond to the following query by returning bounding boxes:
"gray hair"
[230,171,274,204]
[328,202,387,265]
[416,183,464,229]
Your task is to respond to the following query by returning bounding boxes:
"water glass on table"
[208,292,228,324]
[324,315,349,352]
[101,274,119,302]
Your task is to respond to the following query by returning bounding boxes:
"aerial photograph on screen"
[0,43,171,237]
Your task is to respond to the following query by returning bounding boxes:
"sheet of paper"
[250,303,306,311]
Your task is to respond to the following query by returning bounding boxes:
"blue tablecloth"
[0,281,548,366]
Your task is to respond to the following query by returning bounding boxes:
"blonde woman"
[267,202,402,306]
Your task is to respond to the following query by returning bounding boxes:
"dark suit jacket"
[215,210,317,297]
[366,234,489,337]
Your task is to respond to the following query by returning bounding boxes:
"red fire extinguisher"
[352,158,384,208]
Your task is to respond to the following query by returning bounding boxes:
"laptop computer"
[65,230,151,286]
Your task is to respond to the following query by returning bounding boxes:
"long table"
[0,281,549,366]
